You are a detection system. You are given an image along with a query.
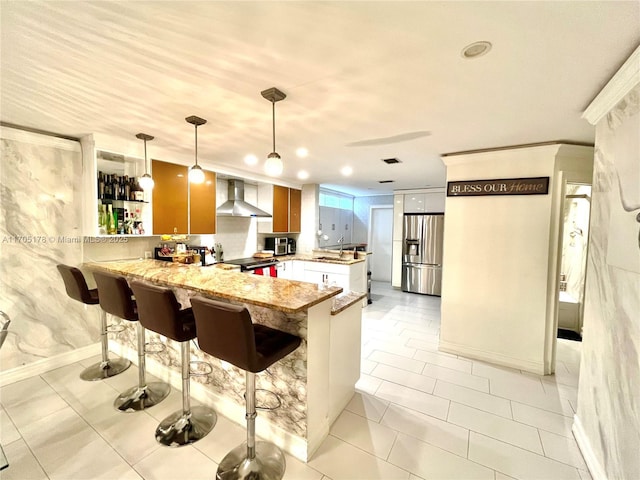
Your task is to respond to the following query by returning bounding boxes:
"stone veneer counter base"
[84,259,362,462]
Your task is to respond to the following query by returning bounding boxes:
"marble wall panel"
[0,130,98,370]
[578,84,640,479]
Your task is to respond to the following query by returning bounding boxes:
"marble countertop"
[274,253,367,265]
[331,291,368,315]
[85,259,343,313]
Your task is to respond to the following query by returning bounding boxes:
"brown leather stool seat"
[93,271,170,412]
[130,281,217,446]
[57,264,130,381]
[190,296,301,480]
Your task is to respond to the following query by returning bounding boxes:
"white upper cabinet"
[403,191,445,213]
[319,189,354,247]
[403,188,445,213]
[319,206,353,246]
[340,208,353,244]
[404,193,427,213]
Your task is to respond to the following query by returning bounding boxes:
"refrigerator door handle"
[403,263,442,267]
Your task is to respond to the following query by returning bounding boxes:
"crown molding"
[583,44,640,125]
[0,124,80,151]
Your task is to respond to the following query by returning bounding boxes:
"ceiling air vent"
[378,180,395,184]
[382,158,401,164]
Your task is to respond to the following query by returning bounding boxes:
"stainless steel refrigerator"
[401,214,444,296]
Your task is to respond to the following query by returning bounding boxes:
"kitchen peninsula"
[85,259,366,461]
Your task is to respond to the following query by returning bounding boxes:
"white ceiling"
[2,1,639,196]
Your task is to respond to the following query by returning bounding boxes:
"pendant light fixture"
[186,115,206,184]
[261,87,286,176]
[136,133,155,190]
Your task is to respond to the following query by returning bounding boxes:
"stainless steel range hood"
[216,179,272,218]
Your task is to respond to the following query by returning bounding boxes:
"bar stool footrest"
[106,323,126,334]
[189,360,213,377]
[144,341,166,354]
[244,389,282,411]
[217,441,285,480]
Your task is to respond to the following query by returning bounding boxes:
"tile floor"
[0,281,589,480]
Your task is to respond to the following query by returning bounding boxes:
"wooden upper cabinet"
[152,160,188,235]
[257,185,302,233]
[272,185,289,233]
[189,170,216,234]
[289,188,301,233]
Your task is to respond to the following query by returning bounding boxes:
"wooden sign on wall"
[447,177,550,197]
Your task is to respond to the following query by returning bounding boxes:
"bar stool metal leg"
[80,309,131,381]
[114,323,170,412]
[155,341,216,446]
[216,371,286,480]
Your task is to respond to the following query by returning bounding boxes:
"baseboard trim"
[573,415,607,480]
[0,343,101,387]
[438,340,545,375]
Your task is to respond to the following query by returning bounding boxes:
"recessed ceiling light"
[296,147,308,158]
[244,154,258,165]
[340,166,353,176]
[461,41,492,59]
[297,170,309,180]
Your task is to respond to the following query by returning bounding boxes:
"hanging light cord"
[194,125,199,166]
[272,100,276,153]
[143,139,149,173]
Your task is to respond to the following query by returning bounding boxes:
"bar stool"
[130,280,217,446]
[93,271,171,412]
[190,296,301,480]
[56,264,131,381]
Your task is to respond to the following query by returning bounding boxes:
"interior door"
[370,207,393,282]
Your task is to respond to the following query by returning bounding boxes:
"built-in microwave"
[265,237,288,256]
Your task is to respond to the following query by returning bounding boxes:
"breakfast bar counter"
[84,259,363,462]
[86,259,343,313]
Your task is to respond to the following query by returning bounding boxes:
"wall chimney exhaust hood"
[216,179,272,218]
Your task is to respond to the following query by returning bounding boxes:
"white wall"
[299,183,319,254]
[574,47,640,480]
[353,195,393,244]
[440,144,593,374]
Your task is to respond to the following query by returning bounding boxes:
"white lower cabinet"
[291,260,305,280]
[276,260,294,279]
[292,260,366,294]
[304,269,350,290]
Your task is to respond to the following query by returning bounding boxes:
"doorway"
[557,183,592,341]
[369,206,393,282]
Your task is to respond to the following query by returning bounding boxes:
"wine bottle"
[124,175,130,200]
[98,171,105,200]
[104,174,112,200]
[107,204,117,235]
[134,178,144,201]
